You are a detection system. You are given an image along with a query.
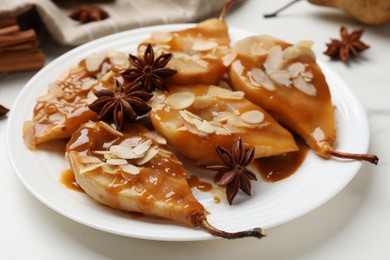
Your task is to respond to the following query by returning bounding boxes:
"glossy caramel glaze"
[150,84,298,165]
[230,36,336,157]
[139,18,231,85]
[186,175,213,192]
[24,52,128,150]
[254,136,309,182]
[60,168,84,192]
[66,122,205,226]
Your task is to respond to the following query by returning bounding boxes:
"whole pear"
[309,0,390,25]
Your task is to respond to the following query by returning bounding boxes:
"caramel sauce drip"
[186,175,213,192]
[254,137,309,182]
[60,168,84,192]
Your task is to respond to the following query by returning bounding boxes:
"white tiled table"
[1,1,389,259]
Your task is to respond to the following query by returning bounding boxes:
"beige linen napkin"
[1,0,226,46]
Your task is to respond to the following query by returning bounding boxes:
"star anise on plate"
[0,104,9,118]
[88,80,153,130]
[207,138,257,205]
[122,44,177,92]
[324,25,370,63]
[69,4,109,24]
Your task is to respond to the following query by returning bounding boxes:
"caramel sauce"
[254,137,309,182]
[186,175,213,192]
[213,196,221,204]
[60,168,84,192]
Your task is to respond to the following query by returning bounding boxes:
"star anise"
[0,104,9,118]
[88,80,153,130]
[324,25,370,63]
[69,4,109,24]
[207,138,257,205]
[122,44,177,92]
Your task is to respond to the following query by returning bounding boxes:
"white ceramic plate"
[6,24,370,241]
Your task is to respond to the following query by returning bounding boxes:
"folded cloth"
[1,0,226,46]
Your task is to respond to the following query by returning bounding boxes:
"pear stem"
[200,220,266,239]
[330,150,379,165]
[263,0,303,18]
[219,0,239,20]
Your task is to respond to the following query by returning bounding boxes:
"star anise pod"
[88,80,153,130]
[122,44,177,92]
[324,25,370,63]
[0,104,9,118]
[207,138,257,205]
[69,4,109,24]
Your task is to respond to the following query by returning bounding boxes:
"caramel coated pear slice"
[66,121,264,239]
[138,1,237,86]
[230,35,378,164]
[149,84,298,165]
[23,51,129,150]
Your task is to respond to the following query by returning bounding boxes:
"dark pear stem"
[263,0,303,18]
[330,150,379,165]
[200,220,266,239]
[219,0,239,21]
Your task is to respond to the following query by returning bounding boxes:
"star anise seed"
[324,25,370,63]
[69,5,109,24]
[207,138,257,205]
[0,104,9,118]
[122,44,177,92]
[88,80,153,130]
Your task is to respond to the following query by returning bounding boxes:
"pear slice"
[23,50,129,150]
[230,35,378,164]
[66,121,265,239]
[149,84,298,165]
[137,1,237,86]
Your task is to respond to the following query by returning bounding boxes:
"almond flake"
[109,51,129,69]
[192,95,215,110]
[240,110,265,125]
[80,162,105,174]
[250,68,276,91]
[283,45,315,63]
[296,40,314,49]
[213,112,236,123]
[165,191,175,199]
[198,120,215,134]
[143,132,167,145]
[268,70,291,86]
[93,150,111,155]
[196,59,209,68]
[179,110,203,124]
[232,60,244,76]
[110,145,140,159]
[158,147,173,158]
[80,156,103,164]
[81,79,97,91]
[98,121,123,137]
[102,164,119,174]
[288,62,305,78]
[208,86,244,100]
[85,51,108,72]
[100,71,114,82]
[293,77,317,96]
[227,116,249,128]
[119,164,140,175]
[192,41,218,51]
[136,146,159,165]
[264,45,283,71]
[151,31,173,43]
[165,91,195,110]
[106,158,128,165]
[119,137,142,147]
[132,139,152,155]
[222,52,237,67]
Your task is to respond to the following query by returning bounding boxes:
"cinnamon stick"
[0,49,45,72]
[0,29,37,48]
[0,24,20,35]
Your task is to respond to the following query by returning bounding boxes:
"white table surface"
[1,1,389,259]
